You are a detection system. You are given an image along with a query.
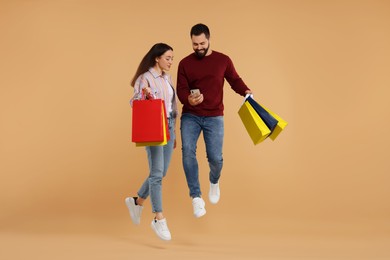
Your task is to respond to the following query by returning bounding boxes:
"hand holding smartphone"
[189,88,203,106]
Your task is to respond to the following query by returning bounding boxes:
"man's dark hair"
[190,23,210,39]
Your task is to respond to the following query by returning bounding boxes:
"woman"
[126,43,177,241]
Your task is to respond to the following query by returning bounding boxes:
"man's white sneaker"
[125,197,143,225]
[192,197,206,218]
[151,218,171,241]
[209,182,220,204]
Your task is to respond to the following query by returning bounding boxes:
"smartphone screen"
[190,89,200,95]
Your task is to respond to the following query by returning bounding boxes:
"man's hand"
[244,90,253,100]
[188,92,204,106]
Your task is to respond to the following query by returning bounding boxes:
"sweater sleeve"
[224,56,251,96]
[176,60,191,106]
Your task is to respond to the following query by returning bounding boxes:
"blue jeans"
[137,117,175,213]
[180,113,224,198]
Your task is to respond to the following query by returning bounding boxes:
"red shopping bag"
[132,99,170,146]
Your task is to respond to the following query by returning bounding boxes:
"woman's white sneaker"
[192,197,206,218]
[125,197,143,225]
[151,218,171,241]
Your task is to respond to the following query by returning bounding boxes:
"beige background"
[1,0,389,259]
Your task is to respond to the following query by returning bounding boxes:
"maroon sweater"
[177,51,250,116]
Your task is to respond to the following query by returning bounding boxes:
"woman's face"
[156,50,174,71]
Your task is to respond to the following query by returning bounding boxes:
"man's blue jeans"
[137,117,175,213]
[180,113,224,198]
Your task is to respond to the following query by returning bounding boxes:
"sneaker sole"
[194,209,206,218]
[150,221,171,241]
[209,195,220,204]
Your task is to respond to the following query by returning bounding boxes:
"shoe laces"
[210,184,218,195]
[193,198,204,208]
[157,220,169,232]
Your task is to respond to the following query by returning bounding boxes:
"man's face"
[191,33,210,58]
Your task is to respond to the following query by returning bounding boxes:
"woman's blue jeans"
[180,113,224,198]
[137,117,175,213]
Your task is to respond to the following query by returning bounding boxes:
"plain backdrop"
[1,0,389,259]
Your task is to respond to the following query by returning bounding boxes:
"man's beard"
[194,44,210,59]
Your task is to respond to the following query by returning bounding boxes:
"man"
[176,23,252,218]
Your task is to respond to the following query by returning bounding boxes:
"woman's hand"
[142,87,154,99]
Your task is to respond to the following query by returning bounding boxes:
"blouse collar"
[148,67,166,78]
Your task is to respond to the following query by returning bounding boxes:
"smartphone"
[190,89,200,96]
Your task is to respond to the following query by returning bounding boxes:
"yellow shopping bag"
[261,105,288,141]
[238,100,271,145]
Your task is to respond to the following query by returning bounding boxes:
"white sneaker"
[151,218,171,241]
[125,197,143,225]
[192,197,206,218]
[209,182,220,204]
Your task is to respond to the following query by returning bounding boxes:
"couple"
[126,23,252,241]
